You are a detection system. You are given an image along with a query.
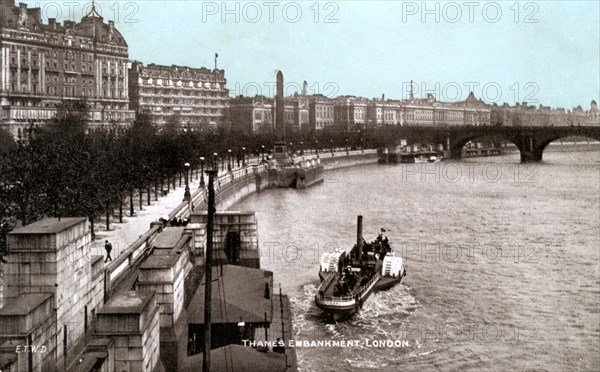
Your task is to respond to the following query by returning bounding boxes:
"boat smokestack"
[357,215,363,259]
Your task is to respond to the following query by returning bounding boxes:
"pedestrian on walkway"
[104,240,112,263]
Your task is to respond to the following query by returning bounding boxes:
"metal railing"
[316,272,381,302]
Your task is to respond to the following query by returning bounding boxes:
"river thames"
[235,144,600,372]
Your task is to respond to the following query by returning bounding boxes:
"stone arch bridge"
[389,125,600,162]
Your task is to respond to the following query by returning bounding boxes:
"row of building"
[229,91,494,135]
[1,0,598,138]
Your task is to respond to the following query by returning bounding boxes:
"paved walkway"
[87,183,190,261]
[86,164,252,262]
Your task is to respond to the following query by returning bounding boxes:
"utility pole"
[203,167,217,372]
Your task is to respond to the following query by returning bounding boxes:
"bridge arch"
[535,134,600,159]
[448,126,600,162]
[449,134,523,160]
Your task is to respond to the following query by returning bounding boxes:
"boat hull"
[316,270,406,319]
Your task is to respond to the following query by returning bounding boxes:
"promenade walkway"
[86,162,257,264]
[87,183,190,262]
[81,149,375,267]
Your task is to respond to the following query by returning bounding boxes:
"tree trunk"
[147,186,151,206]
[155,181,159,201]
[139,188,143,211]
[119,193,123,223]
[167,177,171,193]
[129,190,134,217]
[105,200,110,231]
[179,172,182,187]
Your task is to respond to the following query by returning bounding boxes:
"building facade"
[308,95,334,130]
[228,95,310,135]
[228,95,273,134]
[0,1,133,137]
[333,96,368,129]
[366,99,402,126]
[128,61,228,128]
[284,96,309,132]
[400,92,491,126]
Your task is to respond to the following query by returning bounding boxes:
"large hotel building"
[0,1,133,137]
[128,62,229,127]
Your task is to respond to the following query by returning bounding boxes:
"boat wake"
[292,282,420,370]
[292,282,417,328]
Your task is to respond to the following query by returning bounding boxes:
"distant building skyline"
[18,1,600,110]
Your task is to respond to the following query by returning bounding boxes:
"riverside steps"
[0,151,377,371]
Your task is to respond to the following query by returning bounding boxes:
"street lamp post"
[261,145,265,162]
[361,138,364,154]
[300,141,304,156]
[242,147,246,166]
[227,149,232,172]
[289,142,293,156]
[330,140,334,156]
[346,139,349,155]
[315,140,319,158]
[199,157,205,187]
[183,162,192,204]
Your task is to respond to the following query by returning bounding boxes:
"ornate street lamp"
[199,157,205,187]
[300,141,304,156]
[242,147,246,166]
[261,145,265,162]
[315,140,319,158]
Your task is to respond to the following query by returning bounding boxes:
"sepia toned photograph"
[0,1,598,371]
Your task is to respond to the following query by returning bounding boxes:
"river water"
[234,144,600,372]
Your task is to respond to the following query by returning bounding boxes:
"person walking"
[104,240,112,263]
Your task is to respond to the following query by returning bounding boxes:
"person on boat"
[344,265,352,276]
[377,227,386,241]
[383,236,390,253]
[346,271,357,289]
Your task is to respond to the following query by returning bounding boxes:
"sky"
[22,0,600,109]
